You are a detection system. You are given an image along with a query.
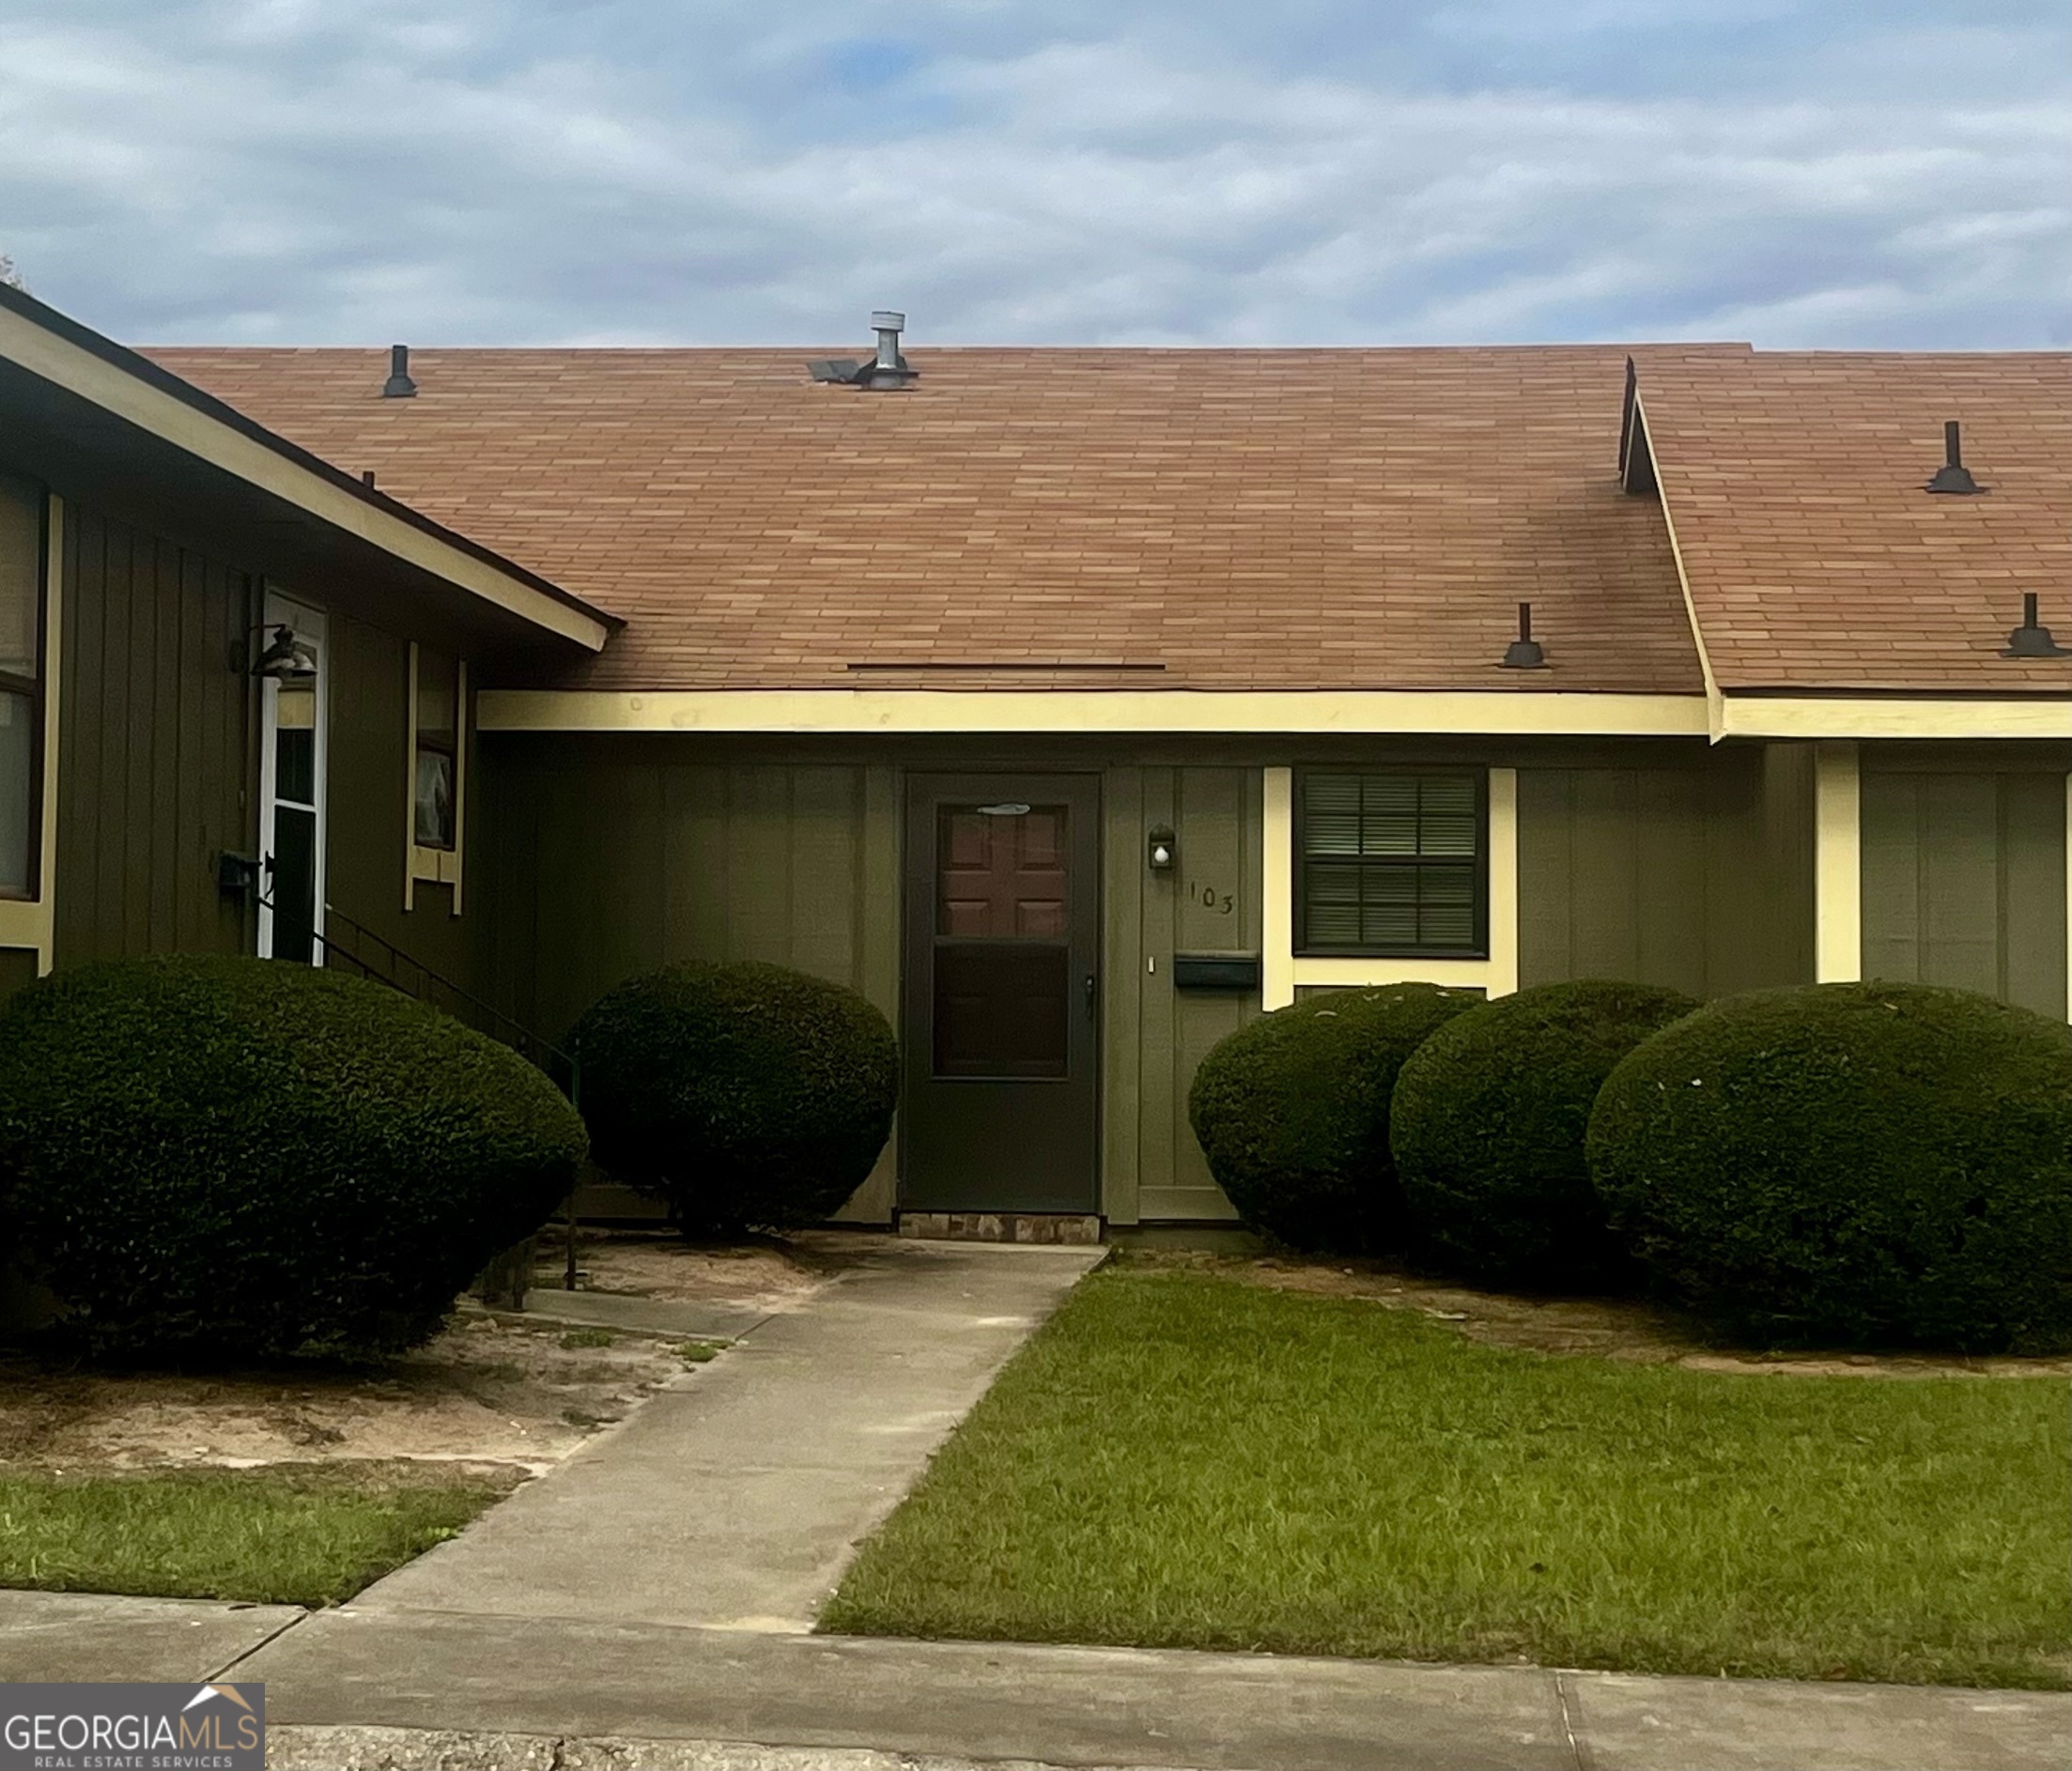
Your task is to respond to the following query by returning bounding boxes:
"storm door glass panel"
[0,691,31,898]
[933,803,1070,1078]
[269,680,319,962]
[413,647,458,849]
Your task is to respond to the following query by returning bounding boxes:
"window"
[1295,770,1486,956]
[412,646,458,851]
[0,472,46,901]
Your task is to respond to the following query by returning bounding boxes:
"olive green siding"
[1860,755,2068,1021]
[481,738,904,1219]
[1515,743,1814,997]
[49,500,488,994]
[54,503,253,965]
[1102,765,1261,1225]
[0,947,38,1004]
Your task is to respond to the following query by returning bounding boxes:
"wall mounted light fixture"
[231,623,318,682]
[1148,824,1176,871]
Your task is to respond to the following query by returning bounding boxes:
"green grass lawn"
[0,1463,518,1607]
[823,1265,2072,1688]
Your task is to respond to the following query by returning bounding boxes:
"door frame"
[898,770,1104,1214]
[255,590,328,963]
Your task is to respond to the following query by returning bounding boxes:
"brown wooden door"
[901,774,1101,1212]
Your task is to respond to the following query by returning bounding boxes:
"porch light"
[1148,824,1176,871]
[242,623,318,682]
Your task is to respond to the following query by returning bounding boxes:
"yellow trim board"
[0,302,610,653]
[1813,740,1862,984]
[0,492,65,971]
[1720,697,2072,741]
[480,688,1712,737]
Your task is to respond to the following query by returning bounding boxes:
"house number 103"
[1189,882,1235,915]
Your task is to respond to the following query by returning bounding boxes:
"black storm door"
[901,774,1101,1213]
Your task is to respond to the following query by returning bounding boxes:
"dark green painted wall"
[51,500,489,1004]
[1514,743,1815,997]
[1860,758,2067,1020]
[0,947,38,1005]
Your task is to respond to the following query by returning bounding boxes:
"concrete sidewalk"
[358,1236,1105,1630]
[2,1591,2058,1771]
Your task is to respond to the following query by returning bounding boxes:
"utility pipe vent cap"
[1925,419,1982,494]
[2002,593,2071,658]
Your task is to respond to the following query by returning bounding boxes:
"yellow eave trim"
[476,688,1713,737]
[1718,698,2072,740]
[0,303,609,653]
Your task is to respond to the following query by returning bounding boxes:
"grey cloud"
[0,2,2064,348]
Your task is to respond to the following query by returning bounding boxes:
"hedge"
[1187,983,1481,1253]
[571,962,898,1236]
[0,955,587,1359]
[1390,979,1698,1288]
[1587,981,2072,1353]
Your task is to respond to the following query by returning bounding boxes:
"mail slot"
[1172,953,1261,993]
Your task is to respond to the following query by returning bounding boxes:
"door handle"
[1084,973,1097,1019]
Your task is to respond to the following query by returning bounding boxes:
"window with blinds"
[1295,771,1486,955]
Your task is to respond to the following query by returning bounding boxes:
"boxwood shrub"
[1390,979,1699,1289]
[1187,983,1481,1254]
[0,955,587,1360]
[1588,981,2072,1353]
[571,962,898,1236]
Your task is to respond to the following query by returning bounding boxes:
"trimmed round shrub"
[1187,983,1481,1254]
[0,954,588,1360]
[571,962,898,1236]
[1587,981,2072,1353]
[1390,979,1699,1289]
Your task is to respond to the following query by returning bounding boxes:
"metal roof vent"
[1500,601,1548,670]
[382,344,417,399]
[1925,420,1982,494]
[2002,593,2070,659]
[805,310,919,389]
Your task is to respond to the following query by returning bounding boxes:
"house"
[2,287,2064,1229]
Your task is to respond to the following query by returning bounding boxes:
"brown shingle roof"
[1635,351,2072,695]
[144,344,1720,695]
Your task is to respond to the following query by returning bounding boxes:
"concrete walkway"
[1,1591,2061,1771]
[360,1237,1105,1630]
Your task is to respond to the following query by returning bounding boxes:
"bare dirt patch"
[1123,1248,2072,1378]
[541,1225,873,1310]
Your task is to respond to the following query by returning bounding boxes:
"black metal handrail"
[254,883,583,1290]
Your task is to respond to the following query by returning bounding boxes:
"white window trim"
[0,492,62,972]
[405,641,466,914]
[256,591,328,964]
[1262,764,1518,1009]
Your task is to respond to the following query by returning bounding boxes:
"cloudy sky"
[3,1,2066,348]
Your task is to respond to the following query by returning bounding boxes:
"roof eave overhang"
[0,286,616,653]
[1716,692,2072,741]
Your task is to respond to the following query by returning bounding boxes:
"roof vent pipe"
[1500,601,1548,670]
[871,311,905,374]
[382,344,418,399]
[1925,419,1980,494]
[2002,593,2070,659]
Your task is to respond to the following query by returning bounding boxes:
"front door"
[901,774,1101,1213]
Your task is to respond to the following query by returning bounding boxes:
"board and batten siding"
[1859,750,2069,1021]
[47,500,490,993]
[1514,742,1816,999]
[481,738,904,1220]
[53,502,254,965]
[1103,764,1261,1224]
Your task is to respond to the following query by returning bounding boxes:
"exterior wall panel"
[1860,762,2068,1020]
[1516,745,1814,998]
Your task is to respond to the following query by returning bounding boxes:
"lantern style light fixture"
[235,623,319,682]
[1148,824,1177,871]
